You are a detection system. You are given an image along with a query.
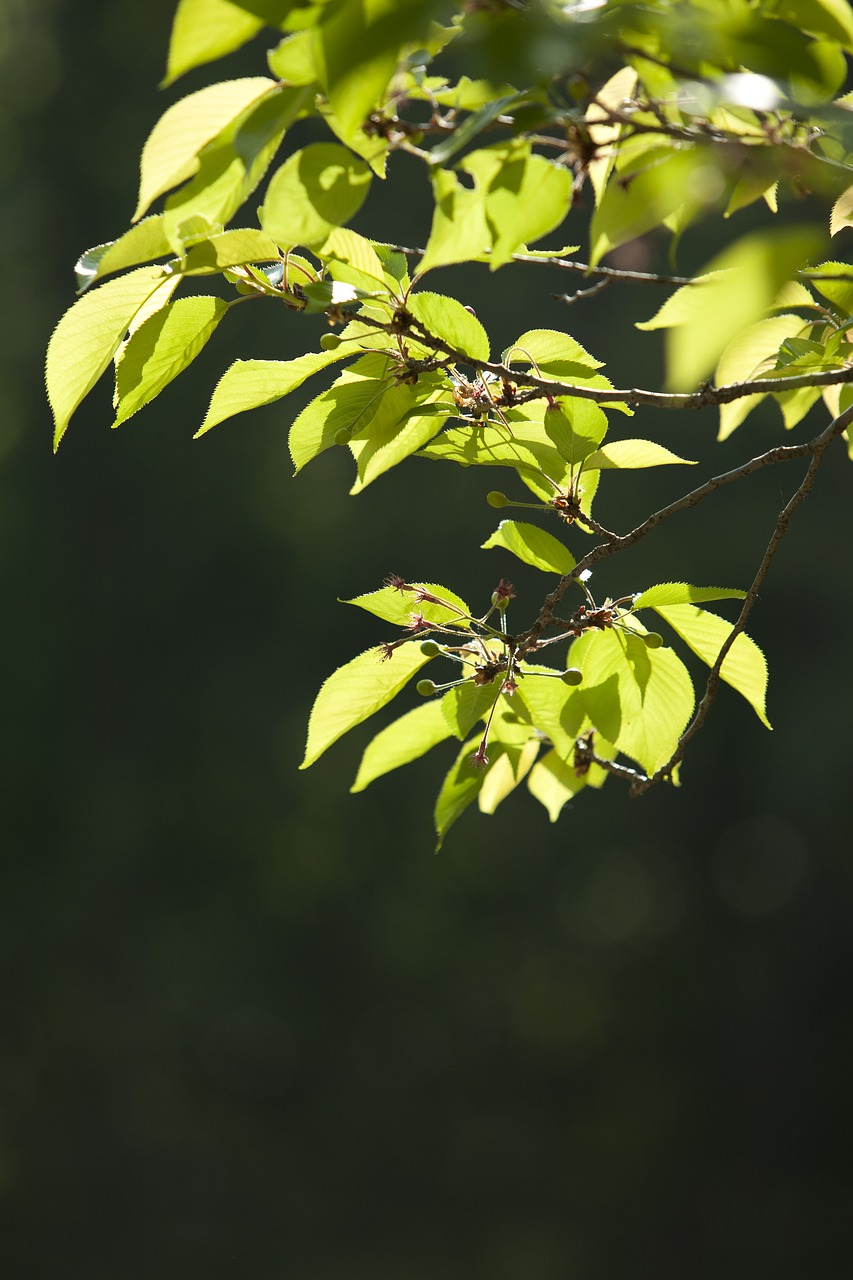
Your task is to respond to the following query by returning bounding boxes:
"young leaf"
[351,699,453,792]
[571,628,695,776]
[652,603,771,728]
[350,383,451,491]
[318,227,387,284]
[134,77,275,220]
[301,643,432,770]
[47,267,179,448]
[461,141,573,268]
[407,292,490,362]
[479,738,539,813]
[345,582,472,628]
[514,664,586,758]
[175,227,282,272]
[527,748,586,821]
[633,583,746,609]
[259,143,372,247]
[113,296,229,427]
[434,737,490,849]
[163,0,264,87]
[441,681,500,740]
[418,168,492,275]
[75,217,172,292]
[197,348,350,438]
[583,440,697,469]
[288,357,395,471]
[481,520,575,575]
[714,313,810,440]
[504,328,604,374]
[544,399,608,466]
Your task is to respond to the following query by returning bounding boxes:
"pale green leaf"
[418,168,492,275]
[267,31,317,86]
[590,147,701,268]
[47,267,178,448]
[301,642,431,769]
[514,663,586,758]
[527,748,586,821]
[259,143,372,248]
[429,92,529,167]
[288,356,395,470]
[164,0,263,87]
[583,439,697,469]
[350,383,450,491]
[544,399,608,466]
[503,327,604,373]
[478,738,539,813]
[585,66,638,206]
[135,77,275,220]
[351,699,453,792]
[634,583,746,609]
[831,185,853,236]
[715,313,810,440]
[645,227,824,389]
[318,227,386,283]
[345,581,472,629]
[807,259,853,315]
[481,520,575,574]
[197,348,348,438]
[176,228,282,273]
[652,603,771,728]
[461,141,572,268]
[113,296,228,428]
[407,291,490,362]
[441,681,500,740]
[434,737,489,848]
[75,217,171,292]
[571,628,695,775]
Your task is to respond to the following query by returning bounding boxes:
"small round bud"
[643,632,664,649]
[491,591,509,610]
[561,667,584,686]
[419,640,440,657]
[334,427,352,446]
[487,491,508,508]
[320,333,342,351]
[416,679,436,697]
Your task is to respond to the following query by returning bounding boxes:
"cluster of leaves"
[46,0,853,842]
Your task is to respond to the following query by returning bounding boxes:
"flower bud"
[643,632,664,649]
[419,640,440,657]
[561,667,584,686]
[334,427,352,446]
[487,491,508,508]
[320,333,342,351]
[416,679,436,696]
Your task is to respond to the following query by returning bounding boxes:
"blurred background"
[1,0,852,1275]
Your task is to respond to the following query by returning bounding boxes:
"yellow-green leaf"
[583,440,697,469]
[163,0,263,87]
[47,267,178,448]
[345,582,472,628]
[652,603,771,728]
[715,313,811,440]
[418,168,492,275]
[481,520,575,574]
[301,643,431,769]
[197,349,348,437]
[113,296,229,428]
[135,77,275,220]
[634,583,746,609]
[259,143,372,247]
[408,291,490,362]
[351,699,453,792]
[479,738,539,813]
[75,217,172,292]
[527,748,586,820]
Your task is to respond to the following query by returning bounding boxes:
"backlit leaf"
[652,603,771,728]
[75,217,172,292]
[478,738,539,813]
[164,0,263,86]
[583,440,697,469]
[418,168,492,275]
[351,699,453,792]
[345,582,472,629]
[715,313,810,440]
[481,520,575,574]
[527,748,586,821]
[634,583,746,609]
[301,642,431,769]
[408,292,490,362]
[197,348,350,438]
[461,141,572,268]
[259,143,372,247]
[434,737,490,849]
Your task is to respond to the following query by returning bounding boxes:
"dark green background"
[2,1,852,1274]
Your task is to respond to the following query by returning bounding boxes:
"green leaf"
[652,603,771,728]
[544,400,608,467]
[175,227,282,272]
[350,381,450,491]
[267,30,317,85]
[460,141,572,268]
[571,628,695,776]
[830,185,853,236]
[134,77,276,220]
[590,146,702,268]
[441,681,500,740]
[288,356,395,470]
[418,168,492,275]
[407,292,490,362]
[428,92,529,167]
[197,348,350,438]
[345,581,472,628]
[586,66,638,206]
[807,259,853,315]
[479,738,539,813]
[514,664,586,758]
[634,583,746,609]
[113,296,229,428]
[75,217,172,292]
[640,227,825,390]
[301,642,432,769]
[583,440,697,469]
[481,520,575,574]
[351,699,453,792]
[47,267,179,448]
[527,748,586,821]
[503,328,604,374]
[434,737,489,848]
[318,227,387,284]
[714,313,811,440]
[259,143,372,247]
[163,0,264,87]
